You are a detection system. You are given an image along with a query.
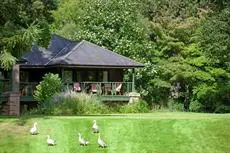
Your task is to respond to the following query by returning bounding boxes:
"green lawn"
[1,112,230,153]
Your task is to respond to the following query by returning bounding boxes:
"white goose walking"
[92,120,99,133]
[47,135,56,146]
[78,133,89,146]
[30,122,38,135]
[98,133,107,148]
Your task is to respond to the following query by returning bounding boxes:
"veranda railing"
[20,82,38,96]
[19,81,133,96]
[64,82,133,95]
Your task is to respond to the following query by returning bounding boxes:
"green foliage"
[0,23,41,58]
[120,100,149,113]
[52,0,151,58]
[0,0,56,70]
[140,0,215,20]
[198,7,230,65]
[0,49,17,70]
[168,100,184,112]
[51,92,109,115]
[50,0,230,113]
[214,105,230,113]
[34,73,62,104]
[189,100,202,112]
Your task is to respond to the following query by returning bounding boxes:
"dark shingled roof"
[20,34,144,68]
[47,34,78,56]
[21,45,51,66]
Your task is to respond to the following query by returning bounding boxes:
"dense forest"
[0,0,230,113]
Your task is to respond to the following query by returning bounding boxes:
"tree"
[198,7,230,67]
[0,0,57,70]
[52,0,151,58]
[195,7,230,112]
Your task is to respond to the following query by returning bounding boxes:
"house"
[0,34,144,115]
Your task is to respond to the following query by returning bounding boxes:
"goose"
[98,133,107,148]
[78,133,89,146]
[92,120,99,133]
[47,135,56,146]
[30,122,38,135]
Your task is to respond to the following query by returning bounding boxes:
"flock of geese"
[29,120,107,148]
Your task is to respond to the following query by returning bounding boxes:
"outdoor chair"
[115,83,122,95]
[90,83,98,94]
[73,82,81,92]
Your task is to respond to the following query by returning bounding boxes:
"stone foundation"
[1,92,20,116]
[128,92,140,104]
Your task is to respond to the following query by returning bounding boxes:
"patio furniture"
[91,83,98,94]
[73,82,81,92]
[115,83,122,95]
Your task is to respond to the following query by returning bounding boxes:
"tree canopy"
[0,0,56,69]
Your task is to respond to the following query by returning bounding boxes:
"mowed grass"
[1,113,230,153]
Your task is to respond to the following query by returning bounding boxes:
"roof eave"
[19,64,144,69]
[19,65,46,68]
[50,64,144,69]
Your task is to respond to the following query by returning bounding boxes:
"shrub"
[103,102,126,113]
[214,105,230,113]
[151,103,168,112]
[34,73,62,110]
[51,92,109,115]
[189,100,202,112]
[168,99,184,112]
[119,100,149,113]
